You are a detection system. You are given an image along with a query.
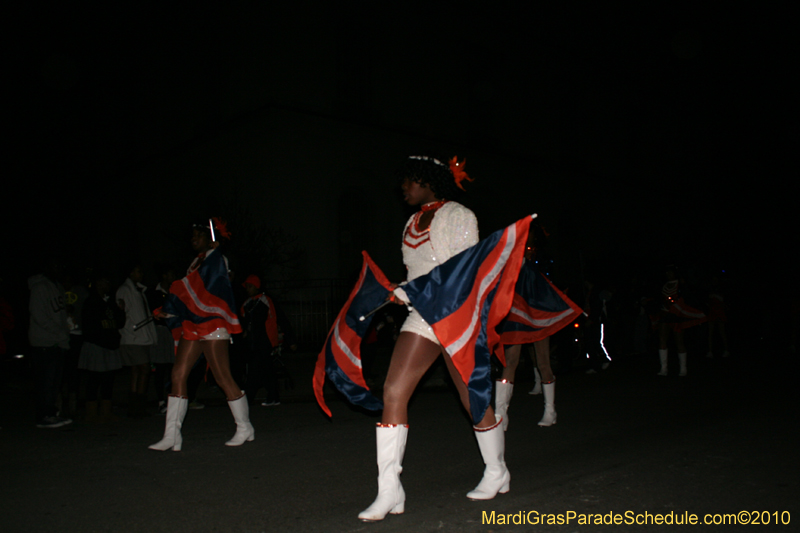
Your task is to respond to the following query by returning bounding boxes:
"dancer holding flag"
[656,265,706,376]
[339,155,525,521]
[494,223,584,429]
[149,219,251,451]
[313,156,533,521]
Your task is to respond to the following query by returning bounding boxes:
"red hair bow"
[211,217,232,240]
[449,156,473,191]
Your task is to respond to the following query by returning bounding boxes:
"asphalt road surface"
[1,345,797,532]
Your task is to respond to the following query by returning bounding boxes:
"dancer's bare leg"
[675,329,686,353]
[204,340,243,400]
[136,363,149,394]
[501,345,520,382]
[170,339,205,398]
[130,364,148,394]
[382,331,497,428]
[532,338,554,382]
[659,323,670,350]
[381,332,442,425]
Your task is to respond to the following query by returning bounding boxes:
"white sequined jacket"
[401,201,479,280]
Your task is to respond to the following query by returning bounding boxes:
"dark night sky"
[6,4,791,297]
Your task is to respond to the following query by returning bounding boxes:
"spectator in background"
[116,263,156,418]
[28,260,72,428]
[149,265,177,414]
[61,267,89,418]
[240,275,296,407]
[79,272,125,422]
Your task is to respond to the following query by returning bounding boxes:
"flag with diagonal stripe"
[401,216,534,422]
[313,251,393,417]
[499,260,584,347]
[161,249,242,340]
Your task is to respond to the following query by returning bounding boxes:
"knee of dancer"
[381,380,411,409]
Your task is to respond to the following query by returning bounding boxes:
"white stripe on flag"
[446,225,517,356]
[181,279,240,325]
[333,317,362,369]
[509,306,575,328]
[330,259,369,369]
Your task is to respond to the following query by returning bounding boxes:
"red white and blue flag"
[654,298,707,330]
[401,216,533,422]
[498,260,584,347]
[313,252,393,417]
[161,251,242,341]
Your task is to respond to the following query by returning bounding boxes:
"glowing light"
[600,323,612,361]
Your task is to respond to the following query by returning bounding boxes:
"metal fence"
[261,278,352,350]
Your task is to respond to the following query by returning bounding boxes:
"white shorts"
[201,328,230,341]
[399,309,440,345]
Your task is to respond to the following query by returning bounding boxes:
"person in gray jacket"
[116,263,157,417]
[28,261,72,428]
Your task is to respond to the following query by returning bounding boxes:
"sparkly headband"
[408,155,473,190]
[408,155,446,167]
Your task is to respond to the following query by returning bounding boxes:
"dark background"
[2,7,797,530]
[5,4,791,316]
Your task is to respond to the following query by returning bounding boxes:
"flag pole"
[133,316,155,331]
[358,299,393,322]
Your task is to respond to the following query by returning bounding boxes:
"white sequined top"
[401,201,479,281]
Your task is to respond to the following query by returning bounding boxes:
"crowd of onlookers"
[0,258,295,429]
[1,254,798,429]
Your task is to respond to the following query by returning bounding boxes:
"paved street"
[1,345,797,532]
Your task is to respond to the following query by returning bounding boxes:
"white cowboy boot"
[494,380,514,431]
[149,395,188,451]
[467,417,510,500]
[678,352,687,376]
[529,368,542,395]
[359,424,408,521]
[225,394,255,446]
[658,349,668,376]
[538,381,557,426]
